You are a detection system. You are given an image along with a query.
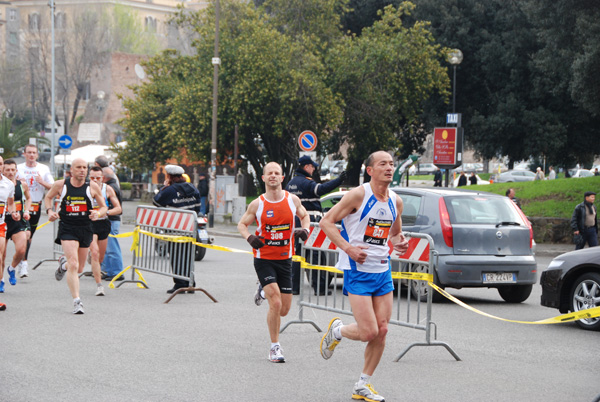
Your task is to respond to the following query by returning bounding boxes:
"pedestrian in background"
[457,171,467,187]
[570,191,598,250]
[535,167,545,180]
[548,166,556,180]
[506,188,522,209]
[197,173,209,215]
[469,172,478,185]
[433,167,443,187]
[100,167,124,281]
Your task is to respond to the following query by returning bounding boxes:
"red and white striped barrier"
[136,207,196,232]
[303,226,430,263]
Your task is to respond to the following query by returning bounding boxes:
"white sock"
[7,266,14,272]
[333,325,343,340]
[271,342,280,349]
[74,297,80,303]
[97,283,102,287]
[358,373,371,387]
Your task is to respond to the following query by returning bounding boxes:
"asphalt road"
[1,206,599,402]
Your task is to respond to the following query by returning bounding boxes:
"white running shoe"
[18,261,28,278]
[352,383,385,402]
[269,345,285,363]
[95,285,105,296]
[320,317,342,360]
[56,256,67,281]
[254,282,265,306]
[73,299,85,314]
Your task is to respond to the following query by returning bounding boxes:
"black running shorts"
[55,221,93,248]
[254,258,292,294]
[92,219,111,240]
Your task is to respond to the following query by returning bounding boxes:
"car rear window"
[444,196,525,225]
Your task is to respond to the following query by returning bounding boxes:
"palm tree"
[0,113,49,158]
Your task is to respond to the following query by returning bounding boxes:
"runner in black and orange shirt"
[237,162,310,363]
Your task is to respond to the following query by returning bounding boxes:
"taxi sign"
[298,130,317,152]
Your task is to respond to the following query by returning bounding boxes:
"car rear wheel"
[409,264,444,303]
[570,272,600,331]
[497,285,532,303]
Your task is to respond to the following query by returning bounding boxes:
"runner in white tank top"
[336,182,397,273]
[318,151,409,402]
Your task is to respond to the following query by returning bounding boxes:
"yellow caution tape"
[430,282,600,324]
[45,223,600,326]
[108,265,147,289]
[36,220,51,230]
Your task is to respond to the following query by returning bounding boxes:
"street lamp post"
[448,49,463,113]
[209,0,220,228]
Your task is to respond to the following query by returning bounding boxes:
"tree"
[121,0,342,184]
[326,3,449,183]
[0,113,47,158]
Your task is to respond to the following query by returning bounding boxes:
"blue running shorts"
[343,267,394,297]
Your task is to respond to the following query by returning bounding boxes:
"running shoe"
[0,280,4,293]
[73,299,85,314]
[320,317,342,360]
[18,261,28,278]
[254,282,265,306]
[95,285,105,296]
[0,303,5,311]
[269,345,285,363]
[56,256,67,281]
[7,267,16,285]
[352,383,385,402]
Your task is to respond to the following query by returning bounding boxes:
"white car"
[452,174,490,187]
[569,169,595,178]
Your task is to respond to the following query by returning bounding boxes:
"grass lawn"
[468,176,600,218]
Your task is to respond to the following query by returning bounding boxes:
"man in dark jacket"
[457,171,467,187]
[286,155,346,295]
[197,173,209,215]
[570,191,598,250]
[154,164,202,293]
[433,168,443,187]
[101,167,124,281]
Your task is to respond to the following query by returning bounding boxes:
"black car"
[540,247,600,330]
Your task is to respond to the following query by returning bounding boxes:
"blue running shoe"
[8,267,16,286]
[0,280,4,293]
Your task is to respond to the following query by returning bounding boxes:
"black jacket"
[153,182,201,213]
[570,202,597,232]
[286,168,343,213]
[197,178,209,197]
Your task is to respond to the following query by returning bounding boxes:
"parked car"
[321,188,537,302]
[452,173,490,187]
[415,162,437,175]
[495,170,536,182]
[568,169,594,178]
[540,247,600,331]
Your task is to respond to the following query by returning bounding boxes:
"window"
[9,32,18,45]
[397,194,421,226]
[145,16,157,33]
[55,12,66,29]
[29,13,40,30]
[9,9,16,22]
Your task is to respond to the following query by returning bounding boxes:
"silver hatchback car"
[321,187,537,302]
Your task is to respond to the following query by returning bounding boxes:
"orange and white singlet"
[254,191,297,260]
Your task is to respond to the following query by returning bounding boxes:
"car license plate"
[483,272,516,284]
[198,229,209,241]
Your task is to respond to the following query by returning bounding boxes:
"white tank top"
[336,183,397,273]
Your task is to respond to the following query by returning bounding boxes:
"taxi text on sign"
[433,127,458,166]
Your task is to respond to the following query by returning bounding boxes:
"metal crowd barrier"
[281,222,460,362]
[32,199,62,270]
[115,206,217,304]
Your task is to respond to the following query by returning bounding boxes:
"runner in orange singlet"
[238,162,309,363]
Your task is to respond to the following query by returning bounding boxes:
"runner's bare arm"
[291,194,310,231]
[22,183,32,221]
[106,186,122,217]
[237,199,259,240]
[7,197,19,221]
[89,181,107,221]
[44,180,65,222]
[319,187,369,264]
[389,196,409,255]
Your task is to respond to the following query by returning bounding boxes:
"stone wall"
[530,217,574,244]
